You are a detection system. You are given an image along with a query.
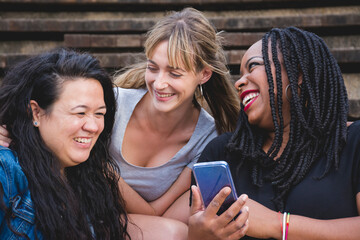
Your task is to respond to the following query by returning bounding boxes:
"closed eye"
[146,66,158,72]
[169,72,182,78]
[249,62,261,71]
[95,112,105,117]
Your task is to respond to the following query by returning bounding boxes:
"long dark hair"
[0,48,130,239]
[227,27,348,210]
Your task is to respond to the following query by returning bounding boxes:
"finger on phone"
[227,219,249,240]
[221,205,249,238]
[203,186,231,218]
[217,194,248,225]
[190,185,203,215]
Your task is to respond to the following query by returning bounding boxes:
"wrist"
[276,212,290,240]
[273,211,283,240]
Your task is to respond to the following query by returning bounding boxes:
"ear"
[199,67,213,85]
[30,100,42,125]
[298,71,303,86]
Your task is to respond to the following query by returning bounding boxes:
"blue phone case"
[193,161,238,215]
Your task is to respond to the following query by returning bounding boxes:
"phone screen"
[193,161,238,215]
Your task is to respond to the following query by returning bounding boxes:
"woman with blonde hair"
[111,7,239,223]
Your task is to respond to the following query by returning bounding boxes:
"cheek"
[95,118,105,136]
[144,70,154,83]
[98,121,105,134]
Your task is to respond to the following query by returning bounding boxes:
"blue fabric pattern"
[0,146,43,239]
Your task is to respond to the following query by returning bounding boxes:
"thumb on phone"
[190,185,204,215]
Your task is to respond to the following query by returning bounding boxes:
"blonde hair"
[114,7,240,134]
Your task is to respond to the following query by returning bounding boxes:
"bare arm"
[149,167,192,215]
[163,190,191,224]
[119,167,191,216]
[118,177,156,215]
[246,192,360,240]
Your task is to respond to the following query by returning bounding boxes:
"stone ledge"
[62,32,264,48]
[1,48,359,68]
[64,34,147,48]
[1,34,357,53]
[0,0,341,4]
[0,12,358,32]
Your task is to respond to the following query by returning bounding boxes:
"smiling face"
[145,40,211,113]
[31,78,106,170]
[235,40,291,131]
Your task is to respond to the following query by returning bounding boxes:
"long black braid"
[226,27,348,211]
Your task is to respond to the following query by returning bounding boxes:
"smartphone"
[193,161,238,215]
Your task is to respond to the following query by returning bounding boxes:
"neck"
[263,124,290,159]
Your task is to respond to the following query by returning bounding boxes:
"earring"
[199,84,203,97]
[33,121,39,127]
[285,84,301,102]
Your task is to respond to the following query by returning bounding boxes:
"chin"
[71,155,91,165]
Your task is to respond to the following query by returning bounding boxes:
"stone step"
[0,0,336,3]
[1,33,358,52]
[64,33,360,49]
[0,6,359,32]
[1,47,359,69]
[0,0,356,7]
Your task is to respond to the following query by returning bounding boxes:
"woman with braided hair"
[188,27,360,239]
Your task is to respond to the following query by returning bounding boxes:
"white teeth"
[156,92,174,98]
[242,92,259,107]
[74,138,91,143]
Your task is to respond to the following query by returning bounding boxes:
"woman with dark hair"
[0,48,129,239]
[189,27,360,239]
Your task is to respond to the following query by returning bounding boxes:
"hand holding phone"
[193,161,238,215]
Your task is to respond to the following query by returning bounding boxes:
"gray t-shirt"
[110,87,218,201]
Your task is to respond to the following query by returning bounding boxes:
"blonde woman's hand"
[0,125,11,147]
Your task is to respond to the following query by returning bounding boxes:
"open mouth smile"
[154,90,176,100]
[156,92,174,98]
[74,137,91,144]
[240,90,260,111]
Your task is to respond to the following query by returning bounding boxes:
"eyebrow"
[245,56,263,68]
[147,59,185,72]
[71,105,107,111]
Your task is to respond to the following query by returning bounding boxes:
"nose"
[83,116,100,133]
[234,75,248,93]
[153,71,168,90]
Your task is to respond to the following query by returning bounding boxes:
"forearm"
[150,167,192,215]
[118,177,156,215]
[286,215,360,240]
[247,198,360,240]
[150,185,188,215]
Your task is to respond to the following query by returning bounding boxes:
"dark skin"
[232,40,360,240]
[188,186,249,240]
